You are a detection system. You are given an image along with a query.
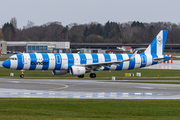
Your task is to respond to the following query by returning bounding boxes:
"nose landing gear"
[20,70,24,78]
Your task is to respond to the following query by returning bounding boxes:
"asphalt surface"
[0,60,180,99]
[0,78,180,99]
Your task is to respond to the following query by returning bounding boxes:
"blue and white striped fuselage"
[2,30,170,78]
[6,53,166,71]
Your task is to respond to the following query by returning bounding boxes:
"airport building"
[0,40,7,54]
[7,41,70,53]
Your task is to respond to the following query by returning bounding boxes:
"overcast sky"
[0,0,180,28]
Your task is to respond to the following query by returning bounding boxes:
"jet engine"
[52,70,67,75]
[70,66,86,75]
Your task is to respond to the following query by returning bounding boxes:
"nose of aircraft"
[2,60,10,69]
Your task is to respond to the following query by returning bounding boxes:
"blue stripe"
[162,30,168,54]
[151,37,157,55]
[54,53,61,70]
[127,54,135,70]
[79,54,86,64]
[16,54,24,70]
[91,54,98,63]
[3,60,10,69]
[103,54,111,70]
[140,53,147,68]
[115,54,123,70]
[41,53,49,70]
[29,53,37,70]
[67,53,74,70]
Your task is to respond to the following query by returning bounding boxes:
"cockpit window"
[9,58,17,60]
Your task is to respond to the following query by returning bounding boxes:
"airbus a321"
[2,30,171,78]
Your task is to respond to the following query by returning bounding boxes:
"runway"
[0,78,180,99]
[0,60,180,99]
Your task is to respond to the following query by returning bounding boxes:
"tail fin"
[144,30,168,55]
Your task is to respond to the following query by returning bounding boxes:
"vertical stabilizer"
[144,30,168,55]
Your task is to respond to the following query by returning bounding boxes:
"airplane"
[2,30,171,78]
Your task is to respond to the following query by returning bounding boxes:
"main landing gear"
[20,70,24,78]
[78,73,96,78]
[90,73,96,78]
[78,74,84,78]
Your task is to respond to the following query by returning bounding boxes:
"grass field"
[1,67,180,79]
[0,99,180,120]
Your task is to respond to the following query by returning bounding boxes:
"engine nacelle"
[52,70,67,75]
[70,66,86,75]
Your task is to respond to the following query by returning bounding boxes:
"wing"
[73,50,138,70]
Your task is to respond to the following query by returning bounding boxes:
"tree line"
[1,19,180,44]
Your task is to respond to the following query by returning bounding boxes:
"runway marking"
[0,80,69,91]
[137,87,154,89]
[0,91,160,98]
[8,81,21,83]
[47,85,68,91]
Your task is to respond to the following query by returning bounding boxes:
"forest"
[1,18,180,44]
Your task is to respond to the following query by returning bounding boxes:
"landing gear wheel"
[90,73,96,78]
[20,74,24,78]
[20,70,25,78]
[78,75,84,78]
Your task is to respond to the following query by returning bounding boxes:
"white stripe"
[134,54,141,69]
[23,53,30,70]
[97,54,104,63]
[85,54,93,64]
[145,44,151,54]
[157,31,163,55]
[35,53,43,70]
[73,54,80,65]
[61,54,68,70]
[97,54,105,70]
[146,54,153,66]
[48,53,55,70]
[157,55,164,63]
[109,54,117,70]
[10,55,17,69]
[122,54,129,70]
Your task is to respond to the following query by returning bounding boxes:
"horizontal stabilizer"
[153,56,176,62]
[153,57,169,62]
